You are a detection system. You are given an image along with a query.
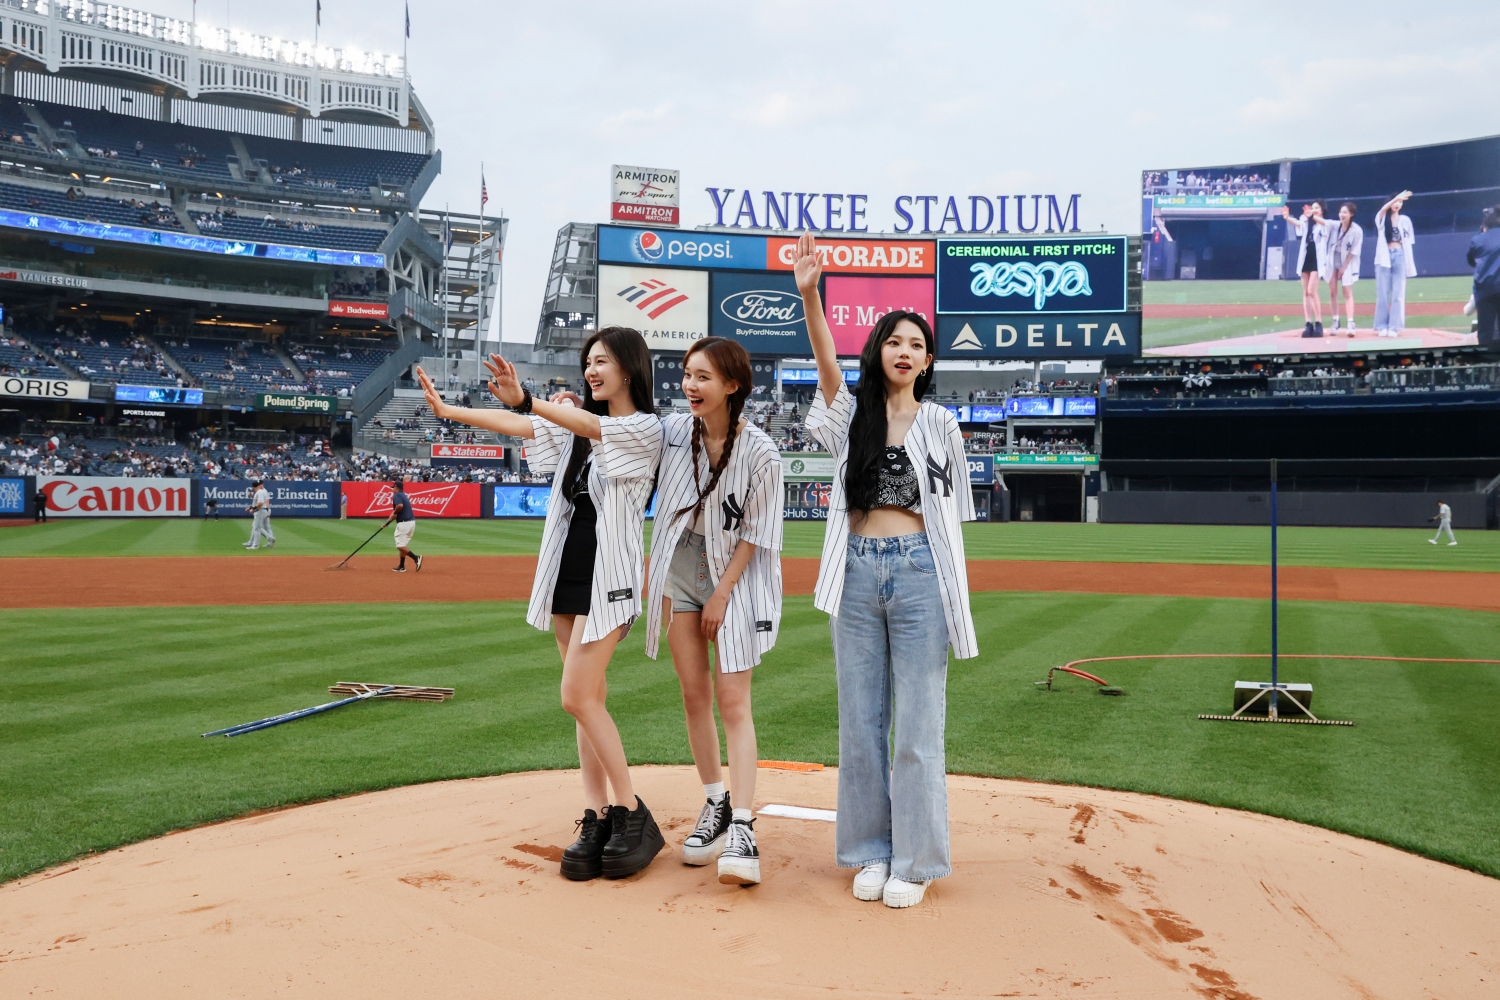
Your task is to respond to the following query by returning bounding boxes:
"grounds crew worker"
[243,480,276,550]
[385,478,421,572]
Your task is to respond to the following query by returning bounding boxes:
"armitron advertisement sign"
[328,300,389,319]
[38,476,191,517]
[597,264,710,350]
[611,165,681,227]
[340,481,483,518]
[1,376,91,400]
[256,392,337,413]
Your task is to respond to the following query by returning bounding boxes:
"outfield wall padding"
[1100,490,1487,528]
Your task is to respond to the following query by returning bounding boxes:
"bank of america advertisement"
[597,264,709,349]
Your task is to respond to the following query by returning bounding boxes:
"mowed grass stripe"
[3,594,1499,884]
[3,519,1495,571]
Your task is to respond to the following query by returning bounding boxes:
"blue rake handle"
[202,686,396,738]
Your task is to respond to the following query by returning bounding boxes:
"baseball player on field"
[1428,501,1457,546]
[243,480,276,550]
[385,478,422,571]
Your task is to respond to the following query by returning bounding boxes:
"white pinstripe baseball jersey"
[644,414,784,673]
[525,409,663,644]
[807,383,979,660]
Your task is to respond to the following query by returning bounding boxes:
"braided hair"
[559,327,655,500]
[672,337,753,525]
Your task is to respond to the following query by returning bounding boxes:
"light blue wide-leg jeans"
[831,532,951,882]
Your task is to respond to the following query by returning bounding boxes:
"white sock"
[704,781,726,803]
[732,808,753,823]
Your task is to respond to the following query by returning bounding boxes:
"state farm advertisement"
[767,236,934,275]
[341,481,482,518]
[38,476,191,517]
[328,300,389,319]
[430,444,506,461]
[824,276,935,355]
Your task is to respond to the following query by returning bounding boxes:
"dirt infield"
[1143,300,1466,318]
[2,554,1497,612]
[3,765,1494,998]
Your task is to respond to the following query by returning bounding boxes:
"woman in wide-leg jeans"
[1374,190,1416,336]
[791,232,979,909]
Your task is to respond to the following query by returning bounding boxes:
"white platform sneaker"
[852,861,890,901]
[882,876,927,908]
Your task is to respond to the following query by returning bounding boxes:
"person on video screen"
[1374,190,1416,337]
[1282,201,1331,338]
[1326,202,1364,336]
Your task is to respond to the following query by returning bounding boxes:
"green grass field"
[4,594,1498,884]
[1142,277,1473,348]
[2,518,1493,571]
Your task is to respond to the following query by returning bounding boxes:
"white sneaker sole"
[853,878,888,901]
[681,832,726,866]
[717,857,760,885]
[883,882,927,908]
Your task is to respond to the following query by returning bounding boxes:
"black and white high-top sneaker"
[717,818,760,886]
[681,793,732,866]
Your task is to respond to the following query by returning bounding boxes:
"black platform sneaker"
[560,807,611,881]
[717,818,761,886]
[681,793,732,866]
[601,797,665,879]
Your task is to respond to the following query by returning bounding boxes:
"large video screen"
[1139,137,1494,358]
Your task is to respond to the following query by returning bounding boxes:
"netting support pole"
[1270,457,1279,719]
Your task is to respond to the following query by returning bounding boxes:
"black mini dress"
[551,463,596,616]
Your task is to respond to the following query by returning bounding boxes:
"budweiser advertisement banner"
[38,476,192,517]
[340,481,483,518]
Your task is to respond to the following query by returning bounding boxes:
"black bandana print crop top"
[874,445,921,512]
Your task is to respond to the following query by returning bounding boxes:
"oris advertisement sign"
[341,481,483,518]
[611,165,680,227]
[2,376,91,400]
[598,264,710,350]
[38,476,191,517]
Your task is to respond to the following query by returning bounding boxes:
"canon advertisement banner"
[823,276,935,355]
[38,476,191,517]
[431,443,508,467]
[937,313,1141,359]
[196,480,339,517]
[611,165,680,227]
[766,236,934,275]
[597,264,710,350]
[341,481,483,518]
[710,270,810,355]
[1,375,91,400]
[328,300,389,319]
[598,225,767,271]
[937,237,1128,315]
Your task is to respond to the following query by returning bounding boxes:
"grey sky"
[148,2,1500,342]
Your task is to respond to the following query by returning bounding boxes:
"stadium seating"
[38,322,180,386]
[240,134,428,193]
[190,210,386,252]
[168,336,296,390]
[19,98,236,181]
[0,333,71,376]
[286,338,394,395]
[0,179,181,230]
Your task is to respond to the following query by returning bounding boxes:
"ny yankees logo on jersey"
[721,492,744,532]
[925,454,953,497]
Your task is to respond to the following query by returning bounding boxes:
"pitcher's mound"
[3,766,1494,998]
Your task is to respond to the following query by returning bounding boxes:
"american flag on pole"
[481,170,488,208]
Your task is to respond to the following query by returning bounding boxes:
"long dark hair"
[559,326,655,499]
[1339,202,1358,233]
[844,311,935,513]
[1382,192,1402,245]
[672,337,752,523]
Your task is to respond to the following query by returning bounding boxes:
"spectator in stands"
[1374,191,1416,337]
[1467,205,1500,347]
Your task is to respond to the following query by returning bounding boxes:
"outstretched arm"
[483,354,606,441]
[792,232,842,405]
[416,365,534,439]
[1376,190,1412,222]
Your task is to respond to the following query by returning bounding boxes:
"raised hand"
[792,230,823,294]
[550,390,583,408]
[414,366,447,418]
[483,352,525,407]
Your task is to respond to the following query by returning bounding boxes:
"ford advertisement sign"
[710,270,811,355]
[196,480,339,517]
[937,237,1128,314]
[598,224,767,270]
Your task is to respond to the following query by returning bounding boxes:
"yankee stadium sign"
[704,190,1083,234]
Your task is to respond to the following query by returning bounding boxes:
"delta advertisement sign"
[38,476,191,517]
[598,225,934,275]
[195,481,340,517]
[341,481,483,518]
[611,165,680,226]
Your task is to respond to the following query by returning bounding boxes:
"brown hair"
[672,336,752,524]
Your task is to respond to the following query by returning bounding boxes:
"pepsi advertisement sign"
[937,237,1128,314]
[938,313,1140,359]
[710,271,811,355]
[599,224,767,270]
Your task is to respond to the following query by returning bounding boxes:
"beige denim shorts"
[666,531,713,611]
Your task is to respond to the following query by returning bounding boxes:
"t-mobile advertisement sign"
[823,276,935,356]
[196,481,340,517]
[341,481,483,518]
